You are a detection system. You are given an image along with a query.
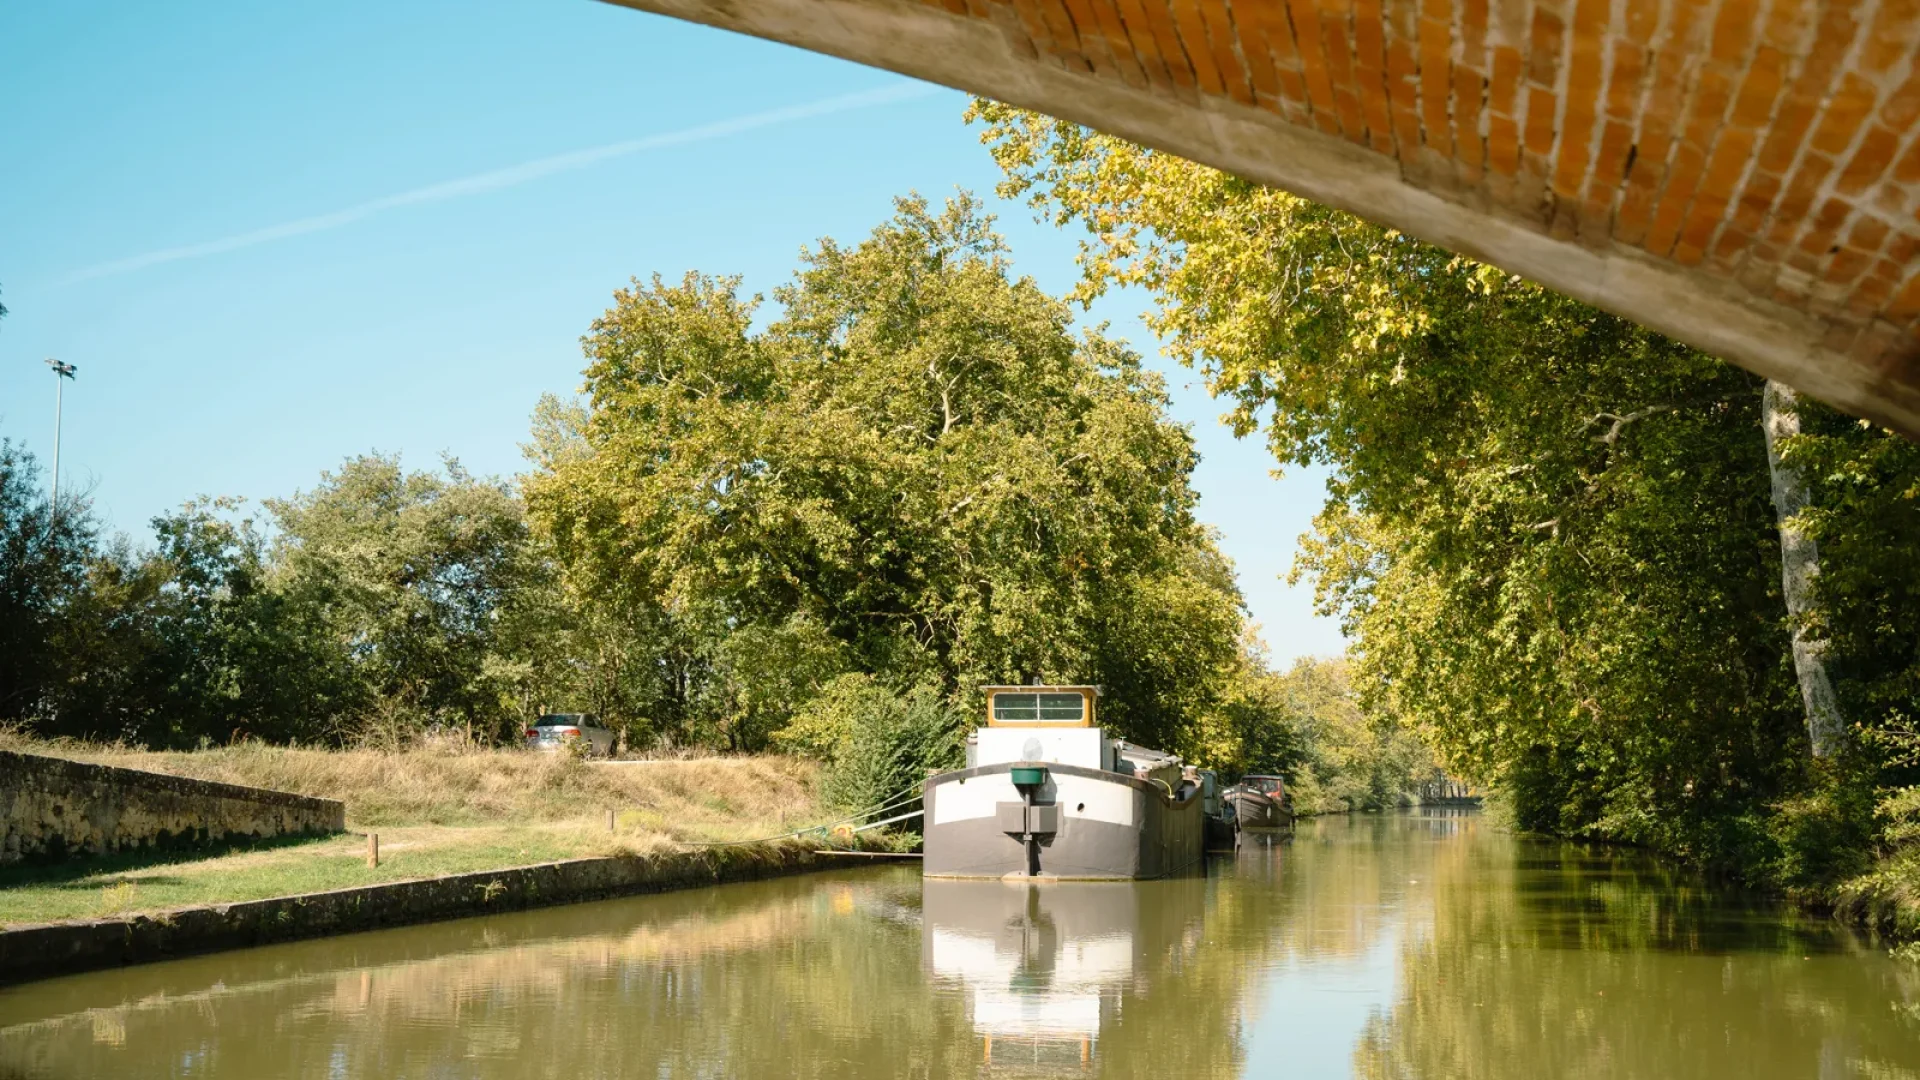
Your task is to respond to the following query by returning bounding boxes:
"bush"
[778,675,964,813]
[1767,768,1878,890]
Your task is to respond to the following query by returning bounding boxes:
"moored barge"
[922,686,1205,880]
[1224,774,1294,832]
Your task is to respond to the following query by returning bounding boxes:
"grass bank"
[0,736,878,928]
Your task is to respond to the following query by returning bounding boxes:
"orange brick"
[1584,117,1634,218]
[1455,65,1486,179]
[1613,0,1709,245]
[1007,1,1059,67]
[1196,0,1254,105]
[1278,68,1312,106]
[1810,73,1879,156]
[1861,0,1920,74]
[1168,0,1226,94]
[1680,68,1736,145]
[1527,8,1564,87]
[1884,272,1920,322]
[1708,0,1761,65]
[1524,86,1557,156]
[1729,47,1787,128]
[1798,196,1856,255]
[1712,224,1754,265]
[1585,119,1635,201]
[1848,267,1899,314]
[1826,247,1873,286]
[1894,137,1920,184]
[1232,0,1285,105]
[1645,143,1707,255]
[1881,69,1920,130]
[1033,0,1094,71]
[1286,0,1342,132]
[1419,17,1454,157]
[1253,0,1304,69]
[1385,35,1425,153]
[1678,130,1756,254]
[1726,169,1784,238]
[1489,46,1523,114]
[1753,0,1862,173]
[1352,0,1395,150]
[1767,154,1837,246]
[1605,42,1647,120]
[1615,133,1671,244]
[1317,0,1367,142]
[1835,125,1902,195]
[1461,0,1489,66]
[1088,0,1152,87]
[1059,0,1127,81]
[1113,0,1177,90]
[1489,114,1522,176]
[1137,0,1199,91]
[1624,0,1661,45]
[1700,128,1758,199]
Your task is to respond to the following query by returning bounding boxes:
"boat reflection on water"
[922,877,1208,1074]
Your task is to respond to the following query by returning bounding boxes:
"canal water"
[1,812,1915,1078]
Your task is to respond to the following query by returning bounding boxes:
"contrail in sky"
[61,82,943,285]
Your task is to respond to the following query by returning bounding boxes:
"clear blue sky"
[0,0,1343,661]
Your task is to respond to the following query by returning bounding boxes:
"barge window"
[992,692,1085,724]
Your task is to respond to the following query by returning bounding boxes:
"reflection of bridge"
[606,0,1920,438]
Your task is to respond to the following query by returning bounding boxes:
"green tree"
[0,441,96,726]
[266,454,532,742]
[526,193,1245,754]
[967,104,1919,872]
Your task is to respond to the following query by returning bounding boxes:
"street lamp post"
[45,359,76,512]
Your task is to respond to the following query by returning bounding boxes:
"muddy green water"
[1,812,1915,1078]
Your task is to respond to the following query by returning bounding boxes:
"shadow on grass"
[0,832,339,892]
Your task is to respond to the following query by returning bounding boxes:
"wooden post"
[366,832,379,869]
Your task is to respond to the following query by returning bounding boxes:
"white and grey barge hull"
[921,685,1206,881]
[922,761,1205,879]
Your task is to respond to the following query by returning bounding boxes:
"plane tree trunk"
[1760,379,1846,758]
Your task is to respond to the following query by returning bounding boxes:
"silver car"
[523,714,615,757]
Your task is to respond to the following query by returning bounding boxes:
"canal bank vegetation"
[972,104,1920,937]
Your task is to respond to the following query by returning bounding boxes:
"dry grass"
[0,734,861,927]
[0,730,820,832]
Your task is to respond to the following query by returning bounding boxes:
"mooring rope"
[675,781,925,849]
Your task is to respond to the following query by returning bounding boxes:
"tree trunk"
[1761,380,1846,758]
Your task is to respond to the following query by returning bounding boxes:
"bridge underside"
[609,0,1920,437]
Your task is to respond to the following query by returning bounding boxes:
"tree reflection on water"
[0,815,1914,1079]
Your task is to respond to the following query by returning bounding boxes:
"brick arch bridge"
[608,0,1920,437]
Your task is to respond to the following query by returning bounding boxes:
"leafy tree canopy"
[527,193,1244,752]
[969,103,1920,873]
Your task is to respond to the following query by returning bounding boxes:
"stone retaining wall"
[0,751,345,865]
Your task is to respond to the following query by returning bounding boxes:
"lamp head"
[44,359,76,379]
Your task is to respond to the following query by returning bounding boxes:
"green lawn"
[0,820,678,926]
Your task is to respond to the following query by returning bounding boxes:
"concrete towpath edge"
[0,842,841,987]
